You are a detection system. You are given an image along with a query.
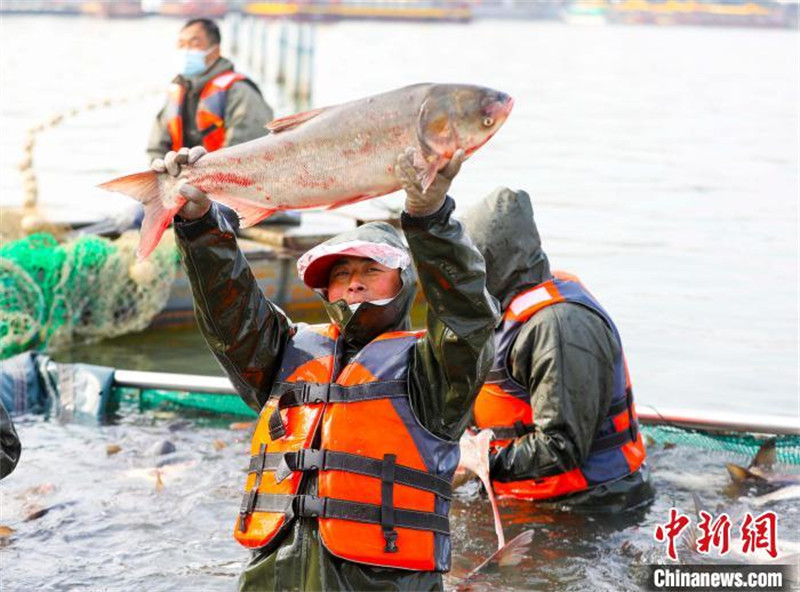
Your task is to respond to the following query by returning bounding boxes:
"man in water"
[465,188,653,512]
[153,147,498,590]
[147,18,273,162]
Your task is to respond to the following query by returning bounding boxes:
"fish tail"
[98,170,181,259]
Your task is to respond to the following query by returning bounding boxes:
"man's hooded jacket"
[462,187,653,512]
[174,196,498,590]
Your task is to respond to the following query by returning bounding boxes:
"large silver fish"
[100,83,513,258]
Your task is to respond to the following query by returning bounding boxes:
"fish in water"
[725,437,800,498]
[456,428,506,549]
[146,439,177,456]
[456,529,535,589]
[99,83,513,259]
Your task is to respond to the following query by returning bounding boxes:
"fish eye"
[482,117,494,127]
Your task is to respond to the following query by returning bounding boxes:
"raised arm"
[157,148,295,412]
[396,149,500,442]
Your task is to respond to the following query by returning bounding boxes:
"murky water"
[1,14,798,592]
[2,409,798,591]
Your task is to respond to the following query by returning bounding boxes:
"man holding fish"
[122,84,510,590]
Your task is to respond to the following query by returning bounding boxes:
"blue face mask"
[178,48,211,77]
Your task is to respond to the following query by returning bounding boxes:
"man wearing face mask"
[146,18,273,163]
[153,146,499,590]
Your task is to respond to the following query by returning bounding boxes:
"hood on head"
[297,222,418,348]
[461,187,550,308]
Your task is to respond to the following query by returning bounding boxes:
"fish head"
[417,85,513,160]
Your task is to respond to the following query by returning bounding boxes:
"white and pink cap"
[297,240,411,289]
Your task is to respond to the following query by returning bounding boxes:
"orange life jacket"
[473,271,646,501]
[234,324,459,572]
[164,70,250,152]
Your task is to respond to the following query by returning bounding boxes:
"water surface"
[1,15,798,591]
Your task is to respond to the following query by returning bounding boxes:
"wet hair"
[182,18,221,46]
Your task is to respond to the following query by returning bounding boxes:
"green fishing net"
[642,424,800,466]
[0,231,178,358]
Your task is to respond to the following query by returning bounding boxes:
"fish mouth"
[493,93,514,118]
[464,94,514,158]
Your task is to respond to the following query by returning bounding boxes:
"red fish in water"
[99,83,513,258]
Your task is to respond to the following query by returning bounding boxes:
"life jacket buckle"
[383,529,399,553]
[296,495,326,518]
[298,448,326,471]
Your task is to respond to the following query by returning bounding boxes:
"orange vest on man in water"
[164,70,252,152]
[235,324,459,572]
[473,271,647,501]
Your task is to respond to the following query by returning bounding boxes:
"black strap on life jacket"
[588,395,639,454]
[246,448,453,500]
[199,121,222,138]
[267,381,408,440]
[240,493,450,536]
[239,443,268,533]
[487,397,634,446]
[380,453,399,553]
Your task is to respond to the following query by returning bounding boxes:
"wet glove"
[395,147,464,217]
[150,146,210,220]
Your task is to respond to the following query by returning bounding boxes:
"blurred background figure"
[147,17,273,162]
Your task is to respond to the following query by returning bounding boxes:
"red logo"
[740,511,778,559]
[696,511,732,556]
[654,508,691,561]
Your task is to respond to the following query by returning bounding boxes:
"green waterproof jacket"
[0,401,21,480]
[462,188,653,513]
[174,196,499,591]
[147,57,274,162]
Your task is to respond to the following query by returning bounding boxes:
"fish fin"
[99,170,179,260]
[418,158,442,194]
[461,529,535,583]
[99,170,160,203]
[726,462,767,483]
[751,437,777,471]
[496,529,534,567]
[691,491,704,516]
[326,193,374,210]
[266,107,325,133]
[208,193,276,228]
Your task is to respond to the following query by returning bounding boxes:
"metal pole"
[637,405,800,436]
[306,23,315,105]
[293,23,304,102]
[114,370,236,394]
[260,19,269,88]
[276,22,288,85]
[247,15,257,74]
[229,12,240,61]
